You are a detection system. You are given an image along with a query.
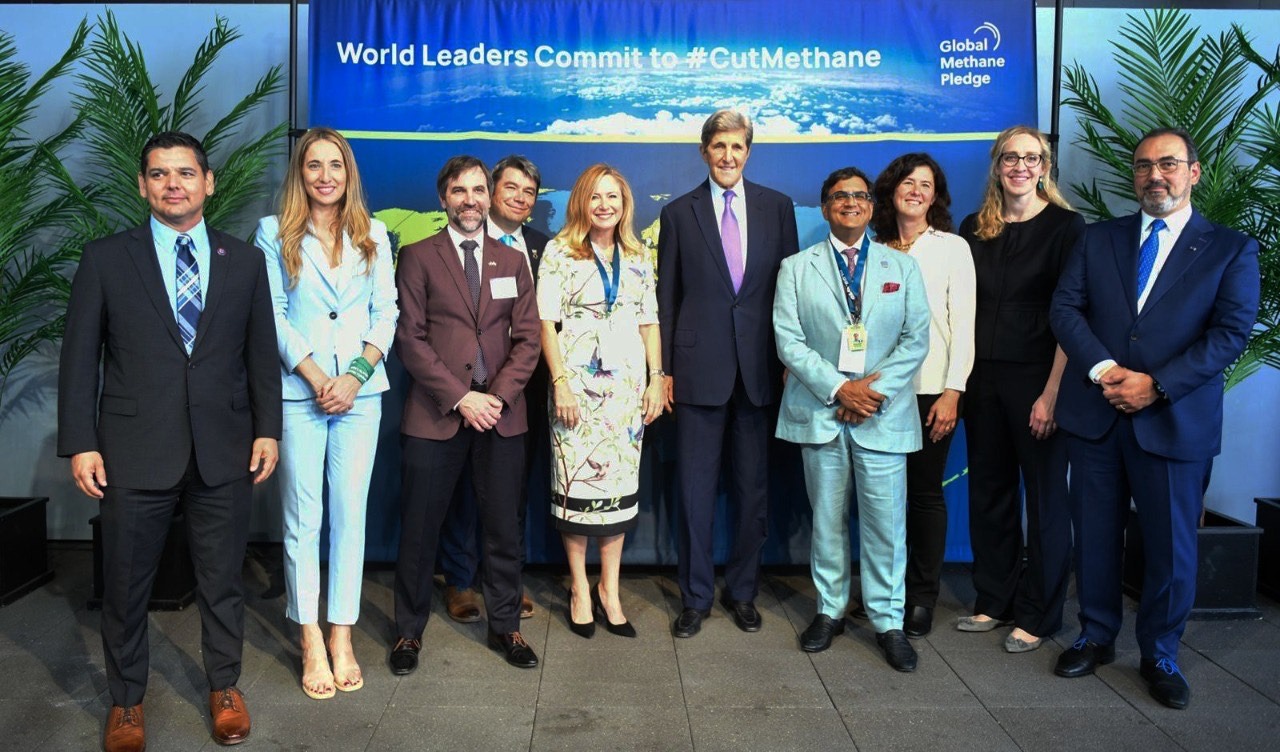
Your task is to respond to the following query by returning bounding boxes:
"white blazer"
[255,215,399,400]
[906,228,976,395]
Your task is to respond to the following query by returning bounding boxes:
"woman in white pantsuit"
[254,127,398,699]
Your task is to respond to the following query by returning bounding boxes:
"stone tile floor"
[1,544,1277,751]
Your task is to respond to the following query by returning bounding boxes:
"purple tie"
[721,189,744,292]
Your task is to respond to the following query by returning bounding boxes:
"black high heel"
[566,588,595,638]
[592,584,637,638]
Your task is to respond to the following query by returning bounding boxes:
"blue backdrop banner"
[308,0,1037,564]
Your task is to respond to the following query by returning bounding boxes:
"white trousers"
[279,394,382,625]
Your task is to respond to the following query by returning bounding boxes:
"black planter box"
[0,497,56,606]
[1124,509,1262,620]
[1257,498,1280,601]
[89,512,196,611]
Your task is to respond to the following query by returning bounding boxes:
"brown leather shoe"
[208,687,250,746]
[103,705,145,752]
[520,591,535,619]
[445,586,483,623]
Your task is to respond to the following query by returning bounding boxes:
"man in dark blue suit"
[1050,128,1259,709]
[657,110,800,637]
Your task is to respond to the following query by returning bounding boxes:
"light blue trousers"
[279,394,381,625]
[801,428,908,634]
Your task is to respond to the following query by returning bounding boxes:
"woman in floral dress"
[537,164,667,638]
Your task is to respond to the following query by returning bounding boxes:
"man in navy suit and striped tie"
[1050,128,1259,709]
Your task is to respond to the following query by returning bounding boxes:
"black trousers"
[964,359,1072,637]
[395,427,526,637]
[904,392,960,608]
[99,456,251,706]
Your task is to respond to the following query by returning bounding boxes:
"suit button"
[477,328,483,336]
[465,363,472,371]
[329,311,338,320]
[1130,334,1139,340]
[189,363,196,370]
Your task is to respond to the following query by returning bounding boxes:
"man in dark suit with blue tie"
[59,131,281,750]
[1050,128,1259,709]
[657,110,800,637]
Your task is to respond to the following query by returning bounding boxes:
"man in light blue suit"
[1050,128,1259,709]
[773,167,930,671]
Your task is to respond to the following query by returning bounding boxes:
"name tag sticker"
[490,276,518,299]
[838,323,868,374]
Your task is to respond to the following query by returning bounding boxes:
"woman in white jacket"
[254,127,398,699]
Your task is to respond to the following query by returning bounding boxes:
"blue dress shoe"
[1054,637,1115,678]
[673,607,710,638]
[720,594,762,633]
[1141,658,1191,709]
[389,637,420,676]
[800,614,845,652]
[876,629,918,672]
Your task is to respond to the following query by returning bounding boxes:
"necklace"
[886,227,926,252]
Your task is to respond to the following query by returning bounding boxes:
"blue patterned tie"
[175,234,202,352]
[1136,218,1166,299]
[461,239,488,384]
[500,233,518,247]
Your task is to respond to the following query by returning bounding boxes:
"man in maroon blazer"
[390,156,542,672]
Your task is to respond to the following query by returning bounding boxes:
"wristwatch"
[1152,378,1168,400]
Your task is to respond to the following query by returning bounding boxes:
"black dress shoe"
[720,594,762,633]
[800,614,846,652]
[1141,658,1191,709]
[592,585,637,638]
[673,607,710,638]
[904,605,933,638]
[487,631,539,668]
[876,629,918,672]
[389,637,421,676]
[1054,637,1116,678]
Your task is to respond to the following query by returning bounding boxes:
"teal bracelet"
[347,356,374,384]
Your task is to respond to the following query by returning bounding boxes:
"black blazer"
[57,223,282,490]
[656,179,799,407]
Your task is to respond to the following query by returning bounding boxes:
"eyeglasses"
[825,191,873,204]
[1132,158,1191,176]
[999,152,1044,168]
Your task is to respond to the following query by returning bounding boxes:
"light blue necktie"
[1136,218,1166,299]
[500,233,518,247]
[175,234,202,352]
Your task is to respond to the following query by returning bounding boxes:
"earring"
[1037,177,1045,191]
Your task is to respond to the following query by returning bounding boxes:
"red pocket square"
[882,282,901,293]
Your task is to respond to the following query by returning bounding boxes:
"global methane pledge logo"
[938,21,1005,89]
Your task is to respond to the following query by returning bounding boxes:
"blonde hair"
[276,127,376,287]
[552,164,643,262]
[971,125,1073,241]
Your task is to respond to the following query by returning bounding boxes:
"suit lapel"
[808,243,845,312]
[477,237,498,323]
[193,228,230,351]
[691,181,736,294]
[741,181,765,291]
[1138,210,1213,318]
[301,232,341,298]
[860,243,888,323]
[125,225,186,353]
[1111,214,1144,316]
[437,233,477,324]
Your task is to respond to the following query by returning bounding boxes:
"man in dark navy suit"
[1050,128,1259,709]
[59,131,281,750]
[657,110,800,638]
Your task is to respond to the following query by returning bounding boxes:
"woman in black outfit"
[957,126,1085,653]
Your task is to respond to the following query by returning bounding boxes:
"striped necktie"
[175,234,202,352]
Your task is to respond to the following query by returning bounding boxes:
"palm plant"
[0,21,92,390]
[1062,8,1280,390]
[74,11,288,235]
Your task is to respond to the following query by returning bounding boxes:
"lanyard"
[831,234,870,322]
[592,242,622,314]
